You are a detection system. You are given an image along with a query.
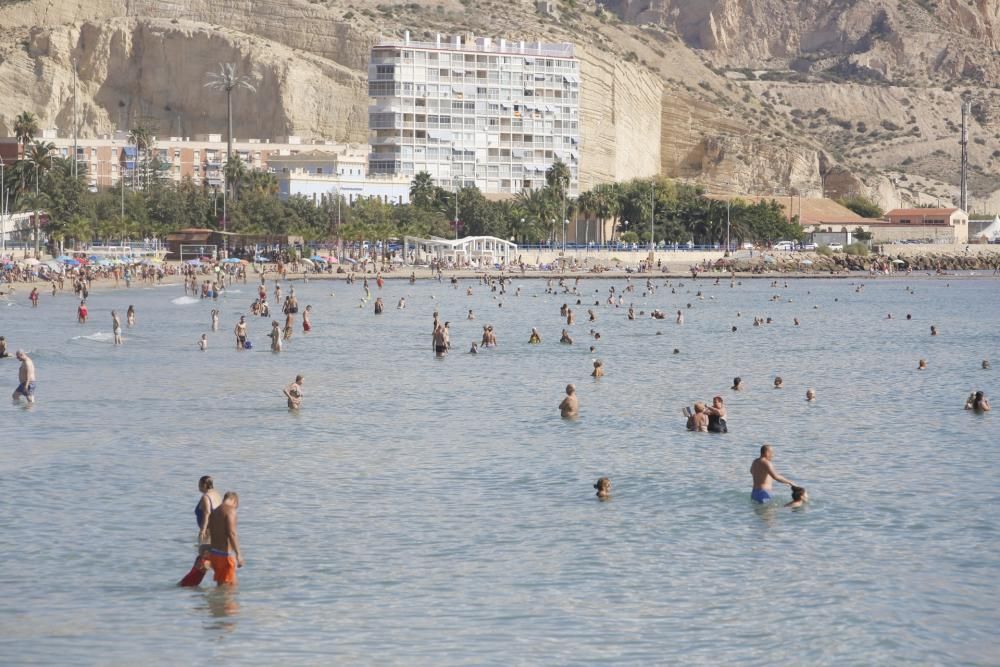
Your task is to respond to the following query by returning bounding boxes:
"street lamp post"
[563,218,569,253]
[0,155,6,256]
[520,218,525,246]
[650,181,655,251]
[726,198,731,254]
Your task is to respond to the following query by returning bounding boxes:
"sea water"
[0,275,997,665]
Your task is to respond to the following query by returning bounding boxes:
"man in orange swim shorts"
[207,491,244,585]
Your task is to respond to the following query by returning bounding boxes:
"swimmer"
[77,300,88,324]
[469,342,478,354]
[199,334,208,351]
[930,325,938,336]
[467,309,474,320]
[433,324,448,357]
[559,384,579,419]
[0,337,8,358]
[127,305,136,327]
[785,486,809,509]
[560,329,573,345]
[12,350,35,403]
[731,377,743,391]
[302,305,312,332]
[591,359,604,378]
[282,374,304,410]
[529,328,541,344]
[793,318,800,326]
[774,377,783,389]
[673,348,679,354]
[965,390,990,412]
[806,388,816,402]
[594,477,611,500]
[398,298,406,310]
[983,360,991,370]
[684,402,708,432]
[750,444,796,504]
[918,359,926,370]
[676,310,683,325]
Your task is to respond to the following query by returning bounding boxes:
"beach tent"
[976,215,1000,242]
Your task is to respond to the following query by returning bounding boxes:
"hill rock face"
[0,0,997,211]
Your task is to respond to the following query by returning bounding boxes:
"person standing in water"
[302,305,312,332]
[195,476,223,545]
[199,334,208,351]
[559,384,579,418]
[126,305,136,328]
[206,491,243,586]
[269,320,282,352]
[77,300,88,324]
[211,309,220,332]
[750,444,797,504]
[12,350,36,403]
[234,316,248,350]
[283,375,304,410]
[112,311,123,345]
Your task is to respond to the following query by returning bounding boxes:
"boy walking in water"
[206,492,243,586]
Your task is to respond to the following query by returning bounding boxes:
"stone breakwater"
[727,250,1000,273]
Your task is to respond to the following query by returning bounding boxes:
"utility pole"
[650,180,655,251]
[0,155,6,255]
[72,58,78,180]
[960,100,970,213]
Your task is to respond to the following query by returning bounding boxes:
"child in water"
[785,486,808,508]
[594,477,611,500]
[198,334,208,351]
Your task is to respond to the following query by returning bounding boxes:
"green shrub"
[844,242,870,256]
[816,245,834,257]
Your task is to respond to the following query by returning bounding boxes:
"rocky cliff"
[0,0,996,211]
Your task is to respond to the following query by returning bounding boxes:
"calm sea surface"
[0,273,997,665]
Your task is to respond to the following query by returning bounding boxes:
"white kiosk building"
[403,235,517,268]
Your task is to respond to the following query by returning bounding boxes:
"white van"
[774,241,795,251]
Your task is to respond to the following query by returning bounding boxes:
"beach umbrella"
[325,256,339,264]
[891,259,906,264]
[186,259,202,266]
[2,262,13,269]
[64,259,80,267]
[254,256,268,263]
[56,255,72,262]
[300,258,315,267]
[88,255,100,261]
[97,259,113,267]
[310,256,327,262]
[342,257,357,264]
[221,257,241,264]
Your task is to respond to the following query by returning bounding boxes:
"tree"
[22,141,55,256]
[409,171,436,209]
[13,111,39,149]
[127,125,154,189]
[223,154,248,202]
[545,158,570,201]
[204,63,257,200]
[837,195,883,219]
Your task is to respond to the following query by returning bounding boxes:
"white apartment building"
[368,34,581,196]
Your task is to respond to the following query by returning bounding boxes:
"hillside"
[0,0,996,211]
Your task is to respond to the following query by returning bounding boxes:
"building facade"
[270,150,411,206]
[0,131,358,192]
[883,208,969,243]
[368,34,580,196]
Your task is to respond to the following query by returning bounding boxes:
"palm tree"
[204,63,257,200]
[128,125,154,189]
[409,171,435,209]
[244,170,278,196]
[25,140,55,189]
[223,154,248,202]
[14,111,39,150]
[545,158,570,200]
[16,190,49,258]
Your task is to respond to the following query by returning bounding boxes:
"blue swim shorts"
[751,488,772,504]
[15,381,35,398]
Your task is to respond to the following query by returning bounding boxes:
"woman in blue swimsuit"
[195,475,223,544]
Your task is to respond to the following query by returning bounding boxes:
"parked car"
[774,241,795,251]
[828,243,844,251]
[800,242,818,251]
